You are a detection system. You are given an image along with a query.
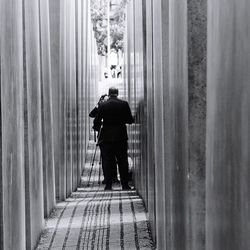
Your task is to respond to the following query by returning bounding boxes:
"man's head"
[108,87,119,97]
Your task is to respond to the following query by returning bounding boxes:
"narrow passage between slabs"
[36,140,155,250]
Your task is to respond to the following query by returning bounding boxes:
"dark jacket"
[89,95,108,118]
[89,106,98,118]
[93,97,134,142]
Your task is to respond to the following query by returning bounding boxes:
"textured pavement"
[36,141,155,250]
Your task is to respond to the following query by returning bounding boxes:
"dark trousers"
[100,141,129,186]
[100,149,117,180]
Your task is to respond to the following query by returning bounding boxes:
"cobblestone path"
[36,141,155,250]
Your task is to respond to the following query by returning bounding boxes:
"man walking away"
[94,87,134,191]
[89,94,119,184]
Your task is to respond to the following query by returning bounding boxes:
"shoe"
[104,185,112,191]
[122,185,132,190]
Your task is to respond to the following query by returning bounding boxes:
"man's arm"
[89,94,107,118]
[89,106,98,118]
[125,102,134,124]
[93,106,103,131]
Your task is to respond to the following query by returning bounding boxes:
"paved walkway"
[36,141,155,250]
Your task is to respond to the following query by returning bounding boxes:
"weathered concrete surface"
[23,0,44,248]
[133,0,148,208]
[151,1,169,248]
[187,0,207,249]
[39,0,56,218]
[49,0,64,201]
[80,0,88,173]
[0,0,99,248]
[125,0,148,223]
[65,0,74,197]
[76,0,82,188]
[206,1,250,249]
[168,1,189,249]
[0,0,26,249]
[48,0,98,201]
[125,0,206,249]
[75,0,82,191]
[145,0,156,241]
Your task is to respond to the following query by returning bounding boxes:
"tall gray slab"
[49,0,62,200]
[23,0,44,248]
[79,11,84,177]
[126,0,136,171]
[76,0,82,185]
[57,0,67,200]
[187,0,207,249]
[85,0,91,144]
[81,0,88,169]
[168,1,189,249]
[151,0,189,248]
[0,0,26,249]
[39,0,56,217]
[152,0,167,248]
[134,0,148,204]
[141,0,149,209]
[145,0,156,241]
[68,0,78,193]
[65,0,73,196]
[206,0,250,249]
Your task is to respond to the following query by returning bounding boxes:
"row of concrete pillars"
[122,0,250,250]
[1,0,250,249]
[0,0,98,249]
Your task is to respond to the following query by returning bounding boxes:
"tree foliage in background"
[90,0,129,56]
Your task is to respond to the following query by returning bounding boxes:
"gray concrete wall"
[187,0,207,249]
[125,0,207,249]
[23,0,44,248]
[76,0,82,185]
[39,0,56,219]
[206,1,250,249]
[48,0,98,201]
[145,0,156,241]
[168,1,189,248]
[0,0,98,248]
[125,0,250,249]
[152,1,169,247]
[131,0,147,204]
[49,0,64,201]
[0,0,26,249]
[65,0,75,197]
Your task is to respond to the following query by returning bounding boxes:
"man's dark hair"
[108,87,119,97]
